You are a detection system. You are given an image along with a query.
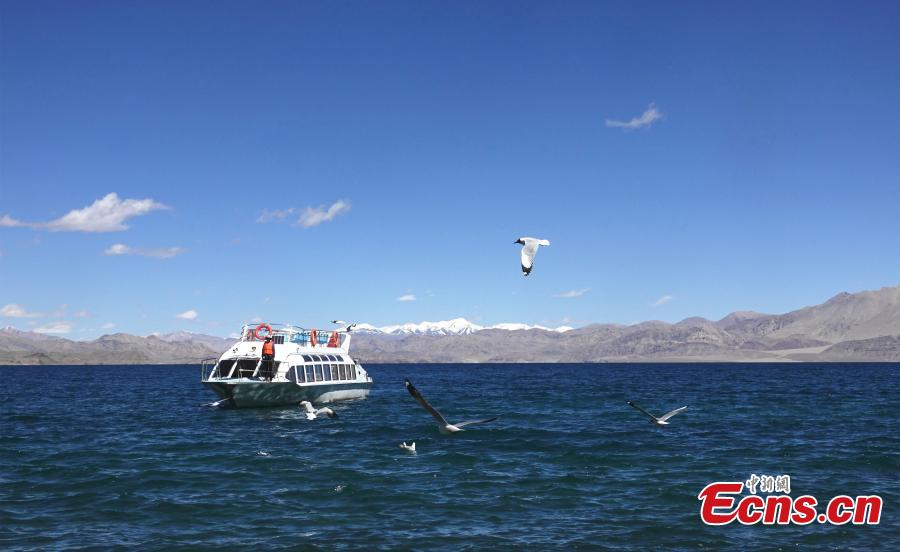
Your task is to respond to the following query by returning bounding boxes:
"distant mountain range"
[354,318,574,336]
[3,285,900,364]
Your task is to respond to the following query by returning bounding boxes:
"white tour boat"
[200,323,373,408]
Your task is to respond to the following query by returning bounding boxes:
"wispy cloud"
[0,215,25,228]
[256,208,295,223]
[104,243,186,259]
[100,322,115,330]
[606,103,663,130]
[298,200,351,228]
[396,294,416,302]
[1,304,92,319]
[0,304,43,318]
[554,288,590,298]
[34,321,72,334]
[652,295,673,307]
[1,193,169,233]
[176,309,199,320]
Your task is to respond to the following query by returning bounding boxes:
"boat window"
[323,365,332,381]
[291,366,305,383]
[311,355,321,362]
[336,365,344,380]
[330,355,339,361]
[314,365,323,381]
[347,365,355,379]
[302,355,312,362]
[273,335,285,344]
[304,366,313,382]
[334,355,344,362]
[215,360,235,378]
[236,359,259,377]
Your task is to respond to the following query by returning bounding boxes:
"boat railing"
[200,357,218,381]
[238,323,348,348]
[201,356,263,380]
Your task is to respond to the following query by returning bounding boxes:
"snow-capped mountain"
[354,318,574,336]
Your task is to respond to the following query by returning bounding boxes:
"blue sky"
[2,1,899,339]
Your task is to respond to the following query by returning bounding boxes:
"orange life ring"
[254,323,272,340]
[310,329,317,347]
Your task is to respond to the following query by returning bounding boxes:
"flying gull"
[627,401,687,426]
[514,237,550,276]
[405,379,497,434]
[331,320,357,332]
[299,400,338,420]
[201,397,234,408]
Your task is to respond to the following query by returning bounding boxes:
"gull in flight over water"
[201,397,233,408]
[300,400,338,420]
[399,442,416,453]
[514,237,550,276]
[627,401,687,426]
[405,379,497,434]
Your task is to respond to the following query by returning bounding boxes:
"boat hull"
[203,380,372,408]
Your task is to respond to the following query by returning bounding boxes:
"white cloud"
[47,193,168,232]
[256,208,295,223]
[1,303,93,319]
[396,294,417,302]
[554,288,590,298]
[0,215,25,227]
[104,243,185,259]
[34,321,72,334]
[176,309,199,320]
[1,193,168,233]
[297,200,350,228]
[652,295,673,307]
[1,304,42,318]
[105,244,130,256]
[606,103,663,130]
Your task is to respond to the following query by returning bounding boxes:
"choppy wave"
[1,363,898,550]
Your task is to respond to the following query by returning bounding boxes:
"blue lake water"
[1,363,898,550]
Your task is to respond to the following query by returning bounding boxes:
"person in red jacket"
[261,336,275,381]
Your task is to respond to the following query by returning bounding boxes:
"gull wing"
[627,401,659,422]
[454,417,498,428]
[317,407,338,419]
[299,401,315,414]
[658,406,687,422]
[520,240,539,275]
[405,379,449,426]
